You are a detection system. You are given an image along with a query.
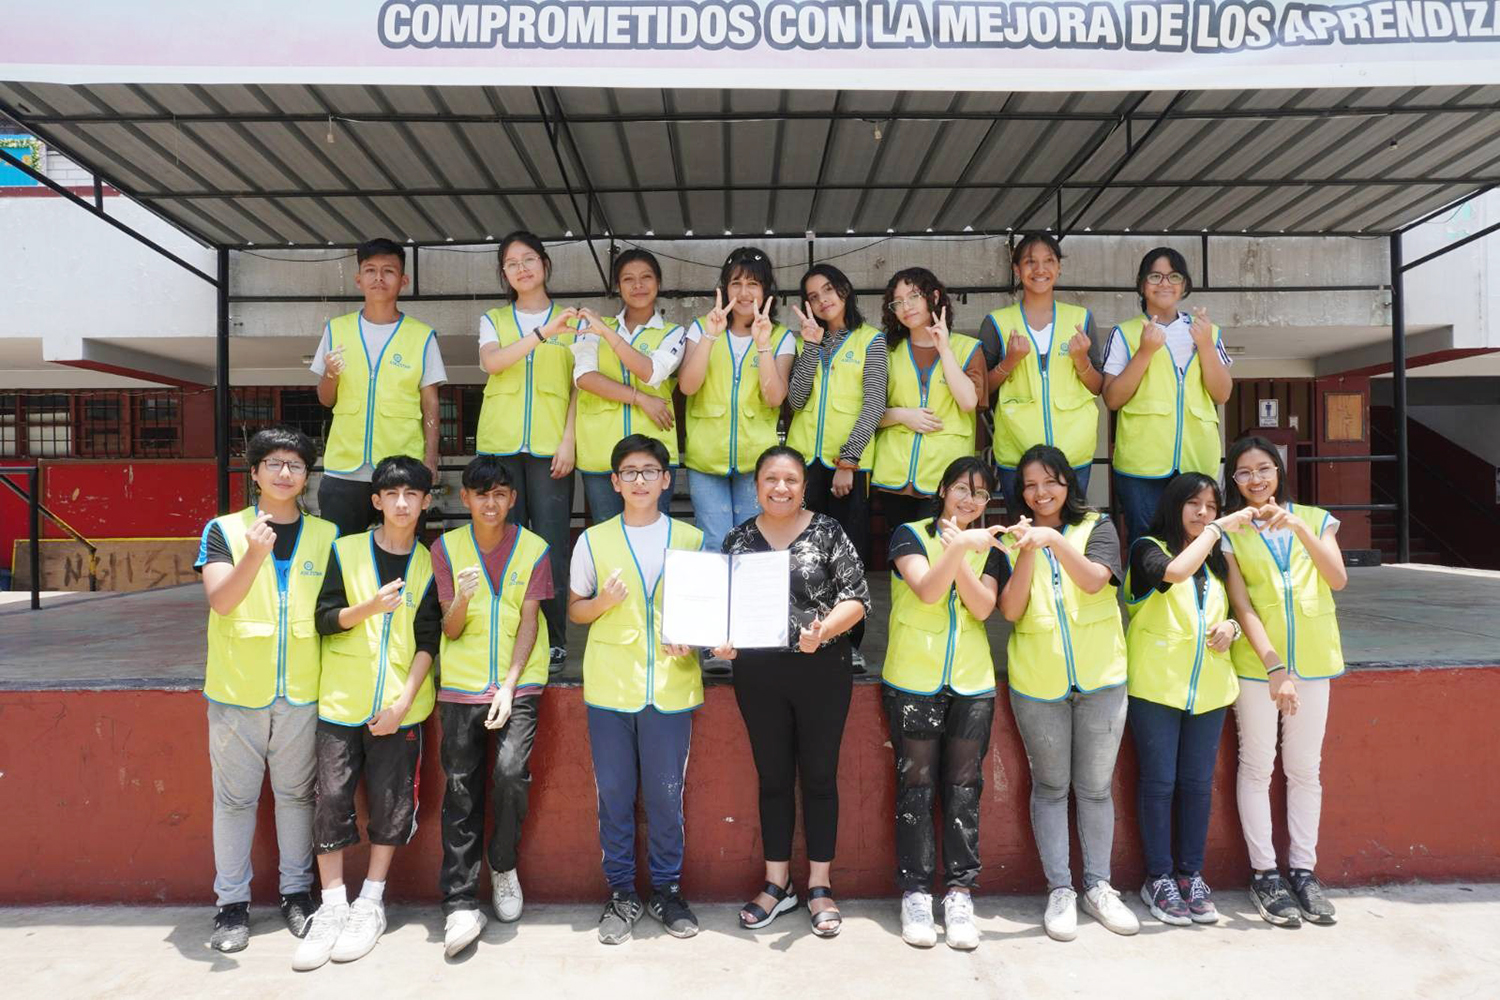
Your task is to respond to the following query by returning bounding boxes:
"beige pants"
[1233,678,1331,871]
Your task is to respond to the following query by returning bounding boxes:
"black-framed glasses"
[261,459,307,476]
[1144,271,1186,286]
[617,468,665,482]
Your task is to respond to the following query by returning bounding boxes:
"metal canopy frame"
[5,83,1500,564]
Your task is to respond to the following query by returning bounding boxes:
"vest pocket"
[897,601,951,635]
[1073,597,1123,627]
[1187,395,1221,424]
[1298,592,1336,618]
[290,619,318,639]
[829,392,862,415]
[484,375,521,398]
[591,624,642,647]
[1121,393,1173,416]
[692,399,728,419]
[380,396,422,421]
[332,393,362,415]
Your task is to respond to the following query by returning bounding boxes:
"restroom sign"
[1257,399,1279,428]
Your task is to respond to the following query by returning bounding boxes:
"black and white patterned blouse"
[722,512,872,649]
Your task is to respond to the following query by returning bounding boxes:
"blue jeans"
[491,454,573,649]
[687,469,759,553]
[582,471,673,524]
[1112,472,1173,549]
[1128,697,1228,878]
[586,705,693,892]
[998,463,1092,519]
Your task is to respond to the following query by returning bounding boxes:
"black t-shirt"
[887,521,1008,587]
[315,537,442,657]
[1129,537,1208,602]
[195,518,301,571]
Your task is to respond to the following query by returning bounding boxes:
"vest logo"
[508,570,521,587]
[404,591,416,608]
[390,352,411,369]
[842,350,855,362]
[299,559,320,577]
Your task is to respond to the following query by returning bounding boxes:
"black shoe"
[210,902,250,953]
[1287,869,1338,925]
[850,650,868,675]
[549,646,567,676]
[280,892,317,938]
[597,890,644,945]
[1248,870,1303,928]
[647,882,700,939]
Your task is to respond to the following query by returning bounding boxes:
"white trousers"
[1232,678,1332,872]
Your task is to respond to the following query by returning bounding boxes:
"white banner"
[5,1,1500,90]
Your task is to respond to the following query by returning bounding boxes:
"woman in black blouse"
[717,445,870,938]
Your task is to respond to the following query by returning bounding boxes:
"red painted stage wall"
[2,669,1496,905]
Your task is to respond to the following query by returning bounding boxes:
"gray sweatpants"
[207,698,317,906]
[1009,684,1128,892]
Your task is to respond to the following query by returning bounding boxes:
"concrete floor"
[2,885,1496,998]
[3,564,1498,690]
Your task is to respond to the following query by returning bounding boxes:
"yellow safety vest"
[786,323,882,471]
[1005,511,1127,701]
[437,525,551,694]
[319,532,436,727]
[1111,315,1224,479]
[1227,504,1345,681]
[575,315,682,474]
[477,304,577,457]
[581,516,705,713]
[989,301,1099,470]
[1124,538,1239,714]
[683,321,791,476]
[203,507,337,709]
[322,312,433,473]
[883,518,996,696]
[872,334,982,494]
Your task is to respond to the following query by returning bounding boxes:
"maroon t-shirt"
[432,523,555,703]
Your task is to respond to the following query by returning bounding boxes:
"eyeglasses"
[947,484,991,503]
[886,292,927,313]
[1232,466,1278,484]
[502,255,543,273]
[1144,271,1186,286]
[261,459,307,476]
[616,468,664,482]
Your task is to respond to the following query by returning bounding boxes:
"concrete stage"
[2,566,1497,905]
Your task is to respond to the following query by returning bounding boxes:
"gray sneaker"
[598,890,644,945]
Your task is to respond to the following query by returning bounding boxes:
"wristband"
[1265,663,1287,674]
[1207,522,1224,541]
[1227,618,1243,642]
[532,328,545,344]
[835,458,859,471]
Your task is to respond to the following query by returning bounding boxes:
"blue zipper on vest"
[1045,523,1080,690]
[473,525,521,689]
[813,337,836,464]
[1257,510,1299,676]
[905,341,934,488]
[940,585,958,690]
[728,337,745,472]
[274,515,307,700]
[358,313,406,468]
[620,520,666,708]
[515,303,553,454]
[367,533,416,722]
[1024,304,1056,447]
[1184,570,1209,714]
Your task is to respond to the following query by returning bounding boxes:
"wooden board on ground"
[11,538,199,592]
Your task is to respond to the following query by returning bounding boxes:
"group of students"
[196,231,1349,964]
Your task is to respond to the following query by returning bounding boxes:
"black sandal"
[739,880,799,930]
[807,886,843,938]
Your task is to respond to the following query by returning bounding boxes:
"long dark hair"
[717,246,778,322]
[497,230,551,301]
[611,247,663,296]
[799,263,864,332]
[1015,444,1089,527]
[881,267,953,347]
[1145,472,1227,581]
[925,456,996,537]
[1011,232,1065,269]
[1223,434,1291,514]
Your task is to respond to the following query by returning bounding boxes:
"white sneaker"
[443,908,487,957]
[330,896,386,963]
[900,891,938,948]
[942,890,979,951]
[1082,881,1141,936]
[1043,887,1078,942]
[291,904,348,971]
[491,867,524,922]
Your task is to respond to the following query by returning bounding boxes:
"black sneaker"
[280,892,317,938]
[210,902,250,953]
[647,882,700,939]
[1139,874,1192,926]
[1287,869,1337,926]
[1249,870,1303,928]
[1175,872,1219,924]
[549,646,567,675]
[597,890,644,945]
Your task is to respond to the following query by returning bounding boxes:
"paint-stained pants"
[207,698,317,906]
[586,705,693,892]
[884,687,995,893]
[1234,678,1331,871]
[437,698,542,914]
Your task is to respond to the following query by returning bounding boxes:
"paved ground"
[4,564,1498,690]
[2,885,1495,998]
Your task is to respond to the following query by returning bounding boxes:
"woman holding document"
[717,445,870,937]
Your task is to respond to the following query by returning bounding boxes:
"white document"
[661,549,790,649]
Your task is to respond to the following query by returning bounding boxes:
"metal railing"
[1,466,102,610]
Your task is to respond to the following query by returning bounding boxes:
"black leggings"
[732,640,854,863]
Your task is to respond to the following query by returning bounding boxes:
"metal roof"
[3,82,1499,248]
